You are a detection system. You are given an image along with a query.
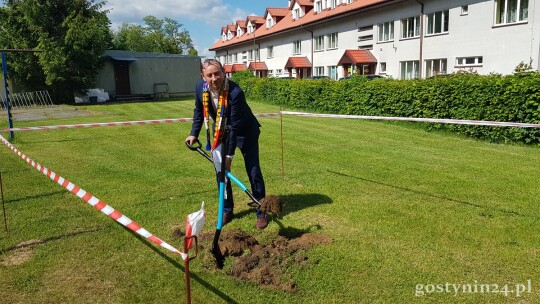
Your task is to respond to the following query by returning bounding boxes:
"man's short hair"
[202,59,224,72]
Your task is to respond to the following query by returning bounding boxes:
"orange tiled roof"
[248,62,269,71]
[210,0,390,51]
[285,56,312,68]
[224,64,233,73]
[247,15,265,24]
[290,0,314,9]
[266,8,289,18]
[232,64,247,72]
[236,20,246,29]
[337,49,377,65]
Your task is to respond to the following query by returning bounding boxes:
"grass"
[1,98,539,303]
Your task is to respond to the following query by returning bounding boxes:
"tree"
[0,0,113,103]
[112,15,198,56]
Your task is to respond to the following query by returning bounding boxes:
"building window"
[276,69,282,75]
[378,21,394,42]
[496,0,528,24]
[358,35,373,42]
[401,16,420,39]
[314,35,325,51]
[293,40,302,54]
[267,46,273,58]
[315,0,322,13]
[327,33,338,49]
[425,59,447,77]
[331,0,338,9]
[400,61,419,79]
[379,62,387,74]
[358,25,373,32]
[456,56,483,66]
[234,53,238,63]
[327,66,338,80]
[314,66,325,76]
[358,45,373,50]
[266,17,273,28]
[426,10,449,35]
[228,54,233,64]
[222,34,226,42]
[248,50,253,61]
[294,8,301,20]
[461,5,469,15]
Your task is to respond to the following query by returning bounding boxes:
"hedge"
[233,73,540,145]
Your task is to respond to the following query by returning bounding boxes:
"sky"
[103,0,286,58]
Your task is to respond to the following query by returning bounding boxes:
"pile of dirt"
[258,195,283,215]
[174,228,332,291]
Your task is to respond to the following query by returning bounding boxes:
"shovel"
[185,139,261,208]
[210,126,231,269]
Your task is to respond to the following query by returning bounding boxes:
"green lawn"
[1,98,539,303]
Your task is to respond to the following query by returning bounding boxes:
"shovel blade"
[211,229,225,269]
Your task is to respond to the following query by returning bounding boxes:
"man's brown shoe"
[223,212,233,225]
[256,216,268,230]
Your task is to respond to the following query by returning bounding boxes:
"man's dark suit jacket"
[189,79,261,156]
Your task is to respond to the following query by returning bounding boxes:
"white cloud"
[102,0,254,57]
[104,0,245,29]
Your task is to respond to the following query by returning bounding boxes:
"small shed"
[96,50,201,100]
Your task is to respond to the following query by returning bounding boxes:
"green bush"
[237,72,540,145]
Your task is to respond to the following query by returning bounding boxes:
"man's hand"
[185,135,197,146]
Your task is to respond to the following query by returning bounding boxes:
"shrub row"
[233,72,540,145]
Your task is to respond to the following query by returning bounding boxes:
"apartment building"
[209,0,538,80]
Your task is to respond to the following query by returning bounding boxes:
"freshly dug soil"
[173,228,332,291]
[259,195,283,215]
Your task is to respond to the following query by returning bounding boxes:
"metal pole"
[280,106,285,182]
[1,51,14,141]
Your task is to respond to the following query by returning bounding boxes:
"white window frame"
[461,5,469,16]
[327,32,338,50]
[266,16,273,28]
[327,66,338,80]
[379,62,387,74]
[314,35,325,51]
[293,40,302,55]
[426,10,449,35]
[400,60,419,79]
[234,53,238,63]
[401,16,420,39]
[315,0,322,13]
[358,45,373,50]
[294,8,301,20]
[456,56,483,67]
[496,0,528,25]
[267,46,273,59]
[425,58,447,77]
[314,66,325,76]
[378,21,394,42]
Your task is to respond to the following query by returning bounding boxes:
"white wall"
[214,0,540,79]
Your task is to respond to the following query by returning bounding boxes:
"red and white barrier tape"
[0,113,280,132]
[280,111,540,128]
[0,134,188,260]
